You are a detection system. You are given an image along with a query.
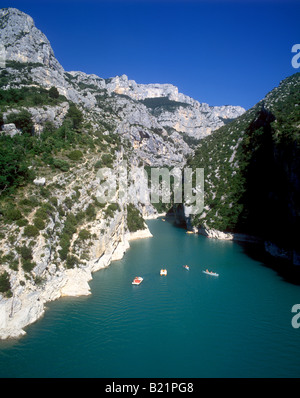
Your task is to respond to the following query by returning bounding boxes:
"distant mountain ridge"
[0,7,245,147]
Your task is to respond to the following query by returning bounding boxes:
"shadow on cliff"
[236,240,300,286]
[234,104,300,263]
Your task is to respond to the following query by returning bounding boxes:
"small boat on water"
[132,276,143,285]
[184,265,190,270]
[162,218,165,222]
[160,269,167,276]
[186,231,194,234]
[203,269,219,277]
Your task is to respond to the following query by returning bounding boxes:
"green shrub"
[24,225,39,238]
[66,255,78,269]
[20,245,33,261]
[22,259,35,273]
[59,244,69,261]
[104,203,120,219]
[33,217,46,230]
[94,160,102,169]
[64,213,78,235]
[64,197,74,210]
[48,86,59,99]
[49,196,58,207]
[16,218,29,227]
[4,207,22,222]
[6,110,34,135]
[20,197,39,209]
[85,204,96,221]
[126,204,146,232]
[34,275,45,285]
[65,104,83,130]
[67,150,83,161]
[9,260,19,271]
[57,205,65,217]
[75,211,85,223]
[101,153,113,168]
[0,271,11,294]
[0,136,32,194]
[58,213,78,260]
[78,229,91,241]
[35,208,48,221]
[40,187,51,199]
[52,158,70,172]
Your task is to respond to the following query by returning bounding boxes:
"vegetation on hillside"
[126,203,146,232]
[0,86,66,108]
[187,72,300,249]
[139,97,190,113]
[0,68,128,276]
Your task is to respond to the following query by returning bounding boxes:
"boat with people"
[160,269,167,276]
[132,276,143,285]
[203,269,219,277]
[184,265,189,270]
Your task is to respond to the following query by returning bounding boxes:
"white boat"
[203,270,219,277]
[132,276,143,285]
[160,269,167,276]
[184,265,189,270]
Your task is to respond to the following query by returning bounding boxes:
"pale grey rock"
[3,102,69,135]
[0,8,64,72]
[105,74,246,139]
[33,177,46,186]
[1,123,21,137]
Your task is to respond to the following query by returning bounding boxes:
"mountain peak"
[0,7,64,72]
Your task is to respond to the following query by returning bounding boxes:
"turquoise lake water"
[0,218,300,378]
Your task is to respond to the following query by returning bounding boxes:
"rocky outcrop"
[33,177,46,186]
[0,8,63,72]
[1,123,21,137]
[265,241,300,266]
[105,74,245,139]
[196,226,262,244]
[3,102,70,135]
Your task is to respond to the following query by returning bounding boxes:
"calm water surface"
[0,219,300,378]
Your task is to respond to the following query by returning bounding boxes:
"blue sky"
[4,0,300,109]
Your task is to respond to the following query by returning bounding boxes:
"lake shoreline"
[0,217,158,341]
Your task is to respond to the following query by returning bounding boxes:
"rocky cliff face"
[0,145,154,339]
[105,74,245,139]
[0,7,246,339]
[0,8,63,73]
